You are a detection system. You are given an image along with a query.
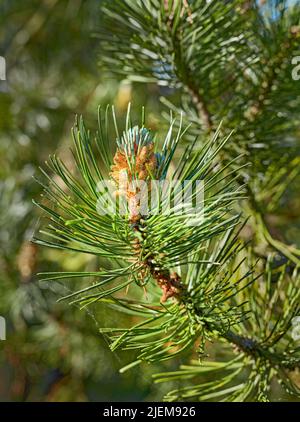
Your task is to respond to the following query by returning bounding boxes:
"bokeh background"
[0,0,300,402]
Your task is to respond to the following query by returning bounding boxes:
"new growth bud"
[110,126,159,222]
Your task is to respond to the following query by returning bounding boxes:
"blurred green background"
[0,0,173,401]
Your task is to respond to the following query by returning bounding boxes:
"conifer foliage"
[35,0,300,401]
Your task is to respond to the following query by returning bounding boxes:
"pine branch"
[153,258,300,401]
[31,0,300,402]
[33,104,300,401]
[97,0,300,266]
